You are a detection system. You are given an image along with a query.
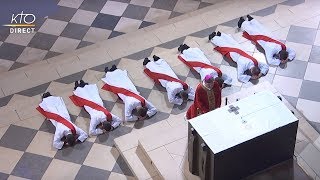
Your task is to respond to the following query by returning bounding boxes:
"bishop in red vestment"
[186,74,221,120]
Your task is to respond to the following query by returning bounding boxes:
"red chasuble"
[186,81,221,120]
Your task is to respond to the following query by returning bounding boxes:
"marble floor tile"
[38,19,68,36]
[0,147,23,174]
[70,9,98,26]
[11,152,52,180]
[83,144,119,171]
[272,75,302,97]
[100,1,128,16]
[42,159,81,179]
[304,62,320,82]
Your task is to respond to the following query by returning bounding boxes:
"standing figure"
[186,75,222,120]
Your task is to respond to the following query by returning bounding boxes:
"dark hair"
[279,50,288,60]
[66,134,76,146]
[180,90,188,101]
[251,66,261,76]
[102,121,112,131]
[137,107,148,117]
[214,77,225,88]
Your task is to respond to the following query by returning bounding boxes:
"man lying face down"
[239,15,295,66]
[101,65,157,122]
[209,31,269,83]
[143,55,195,105]
[70,80,123,136]
[178,43,232,89]
[37,92,88,149]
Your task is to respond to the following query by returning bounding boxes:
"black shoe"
[153,55,160,61]
[217,31,221,36]
[79,80,88,87]
[42,92,52,99]
[238,17,245,28]
[74,81,79,90]
[110,65,117,71]
[183,44,190,50]
[104,67,109,73]
[209,32,216,40]
[178,44,184,53]
[143,58,150,65]
[247,15,253,21]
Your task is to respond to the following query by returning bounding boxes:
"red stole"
[36,106,76,135]
[144,68,188,90]
[178,55,222,77]
[243,31,286,50]
[102,84,146,107]
[69,95,112,121]
[214,46,259,66]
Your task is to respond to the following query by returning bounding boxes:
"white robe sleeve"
[166,82,183,105]
[53,130,64,150]
[221,73,233,85]
[89,115,104,136]
[111,114,122,129]
[258,62,269,75]
[287,47,296,61]
[76,127,88,142]
[237,65,251,83]
[146,101,157,118]
[265,47,281,66]
[188,87,195,101]
[125,100,138,122]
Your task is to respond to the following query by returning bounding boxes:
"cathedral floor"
[1,0,320,179]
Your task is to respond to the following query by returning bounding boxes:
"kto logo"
[3,11,36,34]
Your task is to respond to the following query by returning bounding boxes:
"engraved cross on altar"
[228,105,240,115]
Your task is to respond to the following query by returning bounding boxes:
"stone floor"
[0,0,217,73]
[1,0,320,179]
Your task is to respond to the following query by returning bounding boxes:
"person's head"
[204,74,214,89]
[102,121,112,131]
[279,50,289,61]
[250,66,261,76]
[136,106,148,118]
[214,76,225,88]
[179,90,189,101]
[66,133,76,146]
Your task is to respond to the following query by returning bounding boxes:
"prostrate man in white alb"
[178,43,232,88]
[102,65,157,122]
[37,92,88,150]
[70,80,122,136]
[239,15,295,66]
[209,31,269,83]
[143,55,195,105]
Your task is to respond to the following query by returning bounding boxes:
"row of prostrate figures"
[36,15,296,150]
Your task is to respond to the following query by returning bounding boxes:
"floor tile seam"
[297,149,320,177]
[295,153,318,179]
[114,145,139,179]
[140,136,187,154]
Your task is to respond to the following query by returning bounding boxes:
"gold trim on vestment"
[200,83,216,111]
